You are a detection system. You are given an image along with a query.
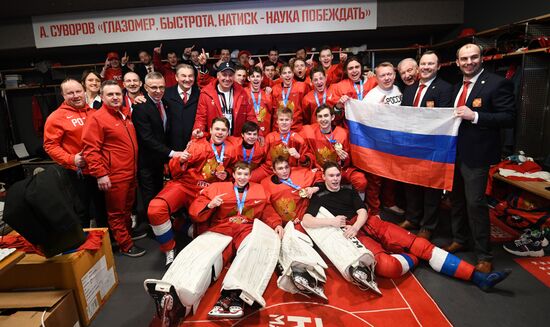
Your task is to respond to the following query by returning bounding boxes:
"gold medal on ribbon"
[299,188,308,198]
[216,164,225,173]
[334,143,343,151]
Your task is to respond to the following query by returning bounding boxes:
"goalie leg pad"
[303,207,375,282]
[222,219,281,308]
[144,231,232,316]
[278,222,328,294]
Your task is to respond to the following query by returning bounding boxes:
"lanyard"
[211,143,225,163]
[242,145,255,164]
[250,91,261,114]
[217,88,233,114]
[280,178,300,190]
[314,91,327,107]
[233,185,248,215]
[280,132,291,145]
[353,80,364,100]
[282,83,292,107]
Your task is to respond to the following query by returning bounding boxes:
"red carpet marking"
[173,265,451,327]
[514,256,550,288]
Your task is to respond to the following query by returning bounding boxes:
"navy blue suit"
[401,77,453,232]
[450,70,515,261]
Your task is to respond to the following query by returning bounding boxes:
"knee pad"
[375,253,412,279]
[148,198,170,225]
[409,237,436,261]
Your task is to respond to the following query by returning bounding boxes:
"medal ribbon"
[314,91,327,107]
[280,178,301,190]
[211,142,225,164]
[250,91,262,114]
[353,80,364,100]
[242,145,255,164]
[233,185,248,216]
[282,83,292,107]
[280,132,291,145]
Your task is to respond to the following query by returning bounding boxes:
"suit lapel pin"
[481,80,486,84]
[432,85,436,89]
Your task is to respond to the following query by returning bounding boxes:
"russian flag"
[345,100,461,191]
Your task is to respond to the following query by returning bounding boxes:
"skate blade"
[208,306,244,319]
[294,279,328,301]
[362,281,383,296]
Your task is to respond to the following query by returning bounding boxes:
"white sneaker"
[165,249,175,267]
[385,205,405,216]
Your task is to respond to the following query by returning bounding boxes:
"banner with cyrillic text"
[32,0,377,48]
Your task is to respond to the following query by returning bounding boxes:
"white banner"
[32,0,377,49]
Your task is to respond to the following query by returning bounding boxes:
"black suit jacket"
[164,85,199,151]
[133,63,155,82]
[132,97,171,169]
[453,70,516,168]
[402,77,453,107]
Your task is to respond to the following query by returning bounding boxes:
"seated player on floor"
[303,161,511,293]
[144,162,284,324]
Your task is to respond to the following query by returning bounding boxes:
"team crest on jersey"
[316,146,337,165]
[274,197,297,222]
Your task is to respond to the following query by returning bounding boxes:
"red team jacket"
[301,86,338,125]
[261,167,321,223]
[189,182,282,232]
[300,123,352,169]
[169,138,238,184]
[271,81,310,132]
[81,105,138,183]
[263,131,314,169]
[193,82,257,137]
[244,87,273,134]
[43,102,94,172]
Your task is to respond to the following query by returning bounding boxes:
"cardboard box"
[0,289,79,327]
[0,228,117,326]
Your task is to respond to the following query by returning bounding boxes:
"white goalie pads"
[302,206,375,282]
[222,219,281,308]
[277,222,328,294]
[143,231,232,316]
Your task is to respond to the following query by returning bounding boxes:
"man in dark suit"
[132,50,156,82]
[132,72,183,263]
[164,64,199,152]
[446,43,516,273]
[399,51,453,240]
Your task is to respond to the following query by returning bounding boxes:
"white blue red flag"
[345,100,462,191]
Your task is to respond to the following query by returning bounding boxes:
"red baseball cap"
[238,50,251,58]
[107,52,119,60]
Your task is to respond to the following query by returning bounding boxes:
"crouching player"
[303,162,511,294]
[144,162,283,324]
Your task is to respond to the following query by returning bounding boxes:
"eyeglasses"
[146,85,165,91]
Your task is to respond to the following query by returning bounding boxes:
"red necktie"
[457,81,471,107]
[182,92,188,104]
[156,101,164,122]
[413,84,426,107]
